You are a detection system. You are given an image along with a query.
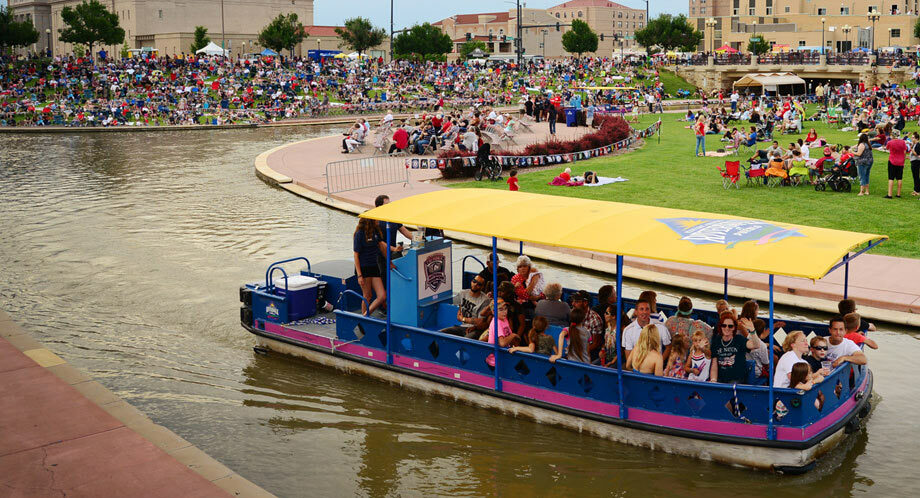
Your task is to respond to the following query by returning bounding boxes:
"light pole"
[542,29,547,57]
[751,20,757,56]
[390,0,394,62]
[705,18,716,53]
[220,0,226,56]
[821,17,826,54]
[868,10,880,53]
[888,27,892,48]
[843,24,850,52]
[45,28,51,57]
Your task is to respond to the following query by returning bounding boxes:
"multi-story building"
[689,1,919,53]
[8,0,314,57]
[546,0,646,55]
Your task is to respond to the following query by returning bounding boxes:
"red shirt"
[887,138,907,166]
[507,176,519,191]
[844,331,867,345]
[393,128,409,149]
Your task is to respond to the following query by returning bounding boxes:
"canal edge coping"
[254,139,920,329]
[0,309,274,498]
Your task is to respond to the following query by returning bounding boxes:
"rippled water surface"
[1,128,917,496]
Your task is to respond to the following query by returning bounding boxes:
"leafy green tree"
[335,17,387,56]
[561,19,598,56]
[747,36,770,56]
[458,40,488,60]
[120,43,129,59]
[913,17,920,40]
[0,6,40,55]
[393,22,452,59]
[635,14,702,52]
[258,13,306,56]
[190,26,210,53]
[59,0,125,58]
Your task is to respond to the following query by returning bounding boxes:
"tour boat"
[239,190,882,473]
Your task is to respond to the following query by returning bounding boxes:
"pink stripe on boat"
[776,373,869,441]
[392,355,494,389]
[502,381,620,418]
[627,407,767,438]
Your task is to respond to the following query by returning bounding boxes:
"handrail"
[336,290,369,311]
[267,267,289,293]
[391,267,412,281]
[264,257,311,290]
[461,255,486,281]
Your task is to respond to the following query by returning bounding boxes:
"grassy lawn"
[658,69,697,96]
[451,112,920,259]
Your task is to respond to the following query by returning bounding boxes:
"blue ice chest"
[273,275,319,320]
[564,107,577,127]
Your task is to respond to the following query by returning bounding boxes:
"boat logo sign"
[423,252,447,292]
[657,218,804,248]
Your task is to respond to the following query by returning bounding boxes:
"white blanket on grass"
[586,176,629,187]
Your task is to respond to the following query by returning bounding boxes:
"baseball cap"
[572,290,591,301]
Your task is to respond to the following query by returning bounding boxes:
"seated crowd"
[444,255,875,387]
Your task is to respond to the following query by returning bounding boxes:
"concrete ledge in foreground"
[0,310,273,497]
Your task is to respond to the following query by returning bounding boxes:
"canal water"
[0,128,916,496]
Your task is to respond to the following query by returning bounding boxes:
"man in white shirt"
[826,316,867,368]
[622,299,671,362]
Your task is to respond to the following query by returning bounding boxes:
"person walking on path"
[694,116,707,157]
[911,132,920,196]
[855,133,874,196]
[547,99,557,136]
[885,129,907,199]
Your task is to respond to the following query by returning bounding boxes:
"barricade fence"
[325,156,410,196]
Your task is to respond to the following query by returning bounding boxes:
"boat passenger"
[440,275,490,338]
[774,331,825,388]
[622,299,671,364]
[534,283,570,326]
[714,299,737,321]
[549,308,590,364]
[626,324,663,376]
[745,318,773,385]
[838,299,876,332]
[685,330,712,382]
[664,334,689,379]
[497,281,527,338]
[508,316,557,356]
[600,304,627,367]
[481,299,518,347]
[512,255,545,307]
[803,336,831,374]
[353,217,388,316]
[592,285,615,319]
[637,290,663,322]
[826,315,868,369]
[570,290,604,362]
[843,312,879,350]
[478,253,514,285]
[710,312,759,384]
[664,296,713,341]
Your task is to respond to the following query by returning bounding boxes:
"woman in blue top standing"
[354,217,388,316]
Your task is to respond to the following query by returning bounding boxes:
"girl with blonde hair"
[626,324,663,376]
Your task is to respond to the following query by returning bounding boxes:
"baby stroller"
[473,142,502,181]
[814,157,855,192]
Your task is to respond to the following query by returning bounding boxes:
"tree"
[393,22,452,59]
[561,19,598,56]
[458,40,488,60]
[747,36,770,56]
[258,13,306,56]
[635,14,703,52]
[0,6,40,55]
[913,17,920,40]
[336,17,387,56]
[59,0,124,58]
[190,26,210,53]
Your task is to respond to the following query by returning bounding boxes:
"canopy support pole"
[767,274,776,440]
[492,237,501,392]
[615,255,627,420]
[519,241,524,256]
[843,253,850,300]
[723,268,729,300]
[385,223,393,365]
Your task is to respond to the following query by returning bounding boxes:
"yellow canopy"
[360,190,886,280]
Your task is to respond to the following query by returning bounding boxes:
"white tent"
[733,72,806,95]
[196,42,229,57]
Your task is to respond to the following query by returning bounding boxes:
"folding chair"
[744,165,766,186]
[718,161,741,189]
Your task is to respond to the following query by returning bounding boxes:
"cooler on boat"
[273,275,318,320]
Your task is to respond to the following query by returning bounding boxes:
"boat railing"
[335,290,369,313]
[331,309,868,439]
[264,257,311,290]
[460,255,486,288]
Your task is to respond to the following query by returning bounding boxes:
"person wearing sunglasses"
[803,336,833,376]
[709,312,759,384]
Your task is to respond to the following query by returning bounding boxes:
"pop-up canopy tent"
[260,48,279,56]
[715,45,738,53]
[733,72,806,96]
[195,42,228,56]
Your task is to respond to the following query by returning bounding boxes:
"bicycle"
[473,143,502,181]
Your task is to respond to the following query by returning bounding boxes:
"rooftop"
[549,0,636,9]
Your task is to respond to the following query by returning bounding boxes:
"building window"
[555,13,560,18]
[618,21,622,27]
[892,28,901,38]
[766,7,772,15]
[701,7,706,14]
[840,7,850,15]
[618,12,622,18]
[785,6,790,13]
[799,40,806,47]
[748,8,755,15]
[578,11,583,18]
[158,10,162,19]
[691,8,696,14]
[639,13,643,19]
[868,6,877,13]
[817,8,826,15]
[638,22,643,29]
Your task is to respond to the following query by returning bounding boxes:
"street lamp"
[45,28,51,57]
[843,24,851,52]
[821,17,826,54]
[888,27,892,48]
[705,18,717,53]
[751,20,757,55]
[868,10,880,52]
[541,29,547,57]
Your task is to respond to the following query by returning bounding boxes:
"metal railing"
[713,54,752,65]
[827,53,870,65]
[325,156,410,196]
[756,52,821,65]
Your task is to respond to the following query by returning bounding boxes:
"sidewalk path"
[257,118,920,327]
[0,311,271,497]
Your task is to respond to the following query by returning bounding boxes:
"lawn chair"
[718,161,741,189]
[517,115,535,132]
[499,123,518,144]
[373,133,391,156]
[744,165,766,186]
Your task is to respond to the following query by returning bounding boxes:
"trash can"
[564,107,577,127]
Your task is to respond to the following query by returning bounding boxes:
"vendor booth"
[733,72,806,96]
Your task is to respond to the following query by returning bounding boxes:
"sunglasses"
[721,323,735,329]
[811,346,828,351]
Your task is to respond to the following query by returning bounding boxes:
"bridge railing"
[325,155,410,196]
[756,53,821,65]
[713,54,751,65]
[827,54,870,65]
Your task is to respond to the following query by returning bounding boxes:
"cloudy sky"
[314,0,687,28]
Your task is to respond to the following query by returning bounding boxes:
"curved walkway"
[256,119,920,327]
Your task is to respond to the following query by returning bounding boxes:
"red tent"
[715,45,739,53]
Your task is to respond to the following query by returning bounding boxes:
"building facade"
[546,0,646,55]
[302,25,390,61]
[8,0,314,57]
[689,1,919,52]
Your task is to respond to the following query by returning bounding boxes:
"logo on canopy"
[657,218,804,248]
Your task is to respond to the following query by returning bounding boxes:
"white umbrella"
[196,42,229,57]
